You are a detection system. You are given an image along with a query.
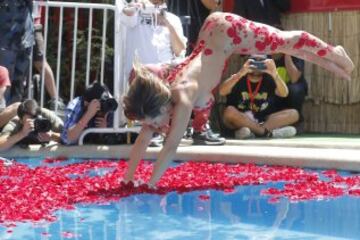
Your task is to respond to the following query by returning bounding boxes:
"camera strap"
[246,77,263,112]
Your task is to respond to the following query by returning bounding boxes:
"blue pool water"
[1,158,359,240]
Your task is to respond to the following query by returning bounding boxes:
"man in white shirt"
[121,0,187,82]
[121,0,187,146]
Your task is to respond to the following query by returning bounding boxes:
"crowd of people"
[0,0,355,185]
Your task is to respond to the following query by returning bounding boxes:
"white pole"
[70,7,79,101]
[86,9,93,87]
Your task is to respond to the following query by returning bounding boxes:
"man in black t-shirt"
[219,55,299,139]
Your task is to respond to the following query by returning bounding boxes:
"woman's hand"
[20,119,34,137]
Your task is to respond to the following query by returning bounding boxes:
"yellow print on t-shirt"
[241,92,268,101]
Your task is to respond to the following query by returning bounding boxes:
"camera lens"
[34,117,52,133]
[100,98,118,113]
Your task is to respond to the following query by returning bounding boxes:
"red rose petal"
[1,159,360,226]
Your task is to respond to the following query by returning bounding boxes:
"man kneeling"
[0,99,63,151]
[219,55,299,139]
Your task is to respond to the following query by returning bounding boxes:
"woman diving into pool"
[122,12,354,187]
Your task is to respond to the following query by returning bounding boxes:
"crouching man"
[0,99,64,151]
[61,82,118,145]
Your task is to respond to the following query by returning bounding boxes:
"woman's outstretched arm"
[148,92,194,186]
[124,125,154,183]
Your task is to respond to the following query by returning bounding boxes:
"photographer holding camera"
[61,82,118,145]
[121,0,187,83]
[121,0,187,146]
[219,55,299,139]
[0,99,63,151]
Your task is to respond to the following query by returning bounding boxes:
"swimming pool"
[1,157,359,240]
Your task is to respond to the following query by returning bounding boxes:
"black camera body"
[34,116,52,133]
[250,60,267,71]
[100,96,118,114]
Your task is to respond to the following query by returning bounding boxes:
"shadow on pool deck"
[1,134,360,171]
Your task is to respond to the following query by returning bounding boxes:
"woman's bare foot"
[334,45,355,74]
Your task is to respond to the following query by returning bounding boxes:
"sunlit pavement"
[2,135,360,171]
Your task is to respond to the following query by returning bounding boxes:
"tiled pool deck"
[2,135,360,171]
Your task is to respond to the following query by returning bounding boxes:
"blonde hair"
[123,62,171,120]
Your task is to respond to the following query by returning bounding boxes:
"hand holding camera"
[34,115,52,133]
[99,96,118,114]
[248,58,277,77]
[20,118,34,137]
[250,60,267,71]
[95,113,109,128]
[262,59,278,77]
[86,99,101,119]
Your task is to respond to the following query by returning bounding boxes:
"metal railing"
[30,0,139,145]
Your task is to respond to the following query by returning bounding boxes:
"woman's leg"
[198,12,354,80]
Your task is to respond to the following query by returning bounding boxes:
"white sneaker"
[272,126,297,138]
[235,127,255,139]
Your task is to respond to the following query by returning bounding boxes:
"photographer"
[61,82,118,145]
[121,0,187,83]
[121,0,187,146]
[0,99,63,151]
[219,55,299,139]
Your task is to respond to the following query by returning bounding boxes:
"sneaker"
[271,126,297,138]
[234,127,255,139]
[48,98,66,119]
[192,128,226,145]
[149,134,164,147]
[183,126,193,139]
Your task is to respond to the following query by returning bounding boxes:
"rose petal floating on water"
[1,159,360,226]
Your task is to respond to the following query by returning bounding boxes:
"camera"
[34,116,52,133]
[140,4,166,16]
[140,4,166,25]
[250,60,267,71]
[100,95,118,114]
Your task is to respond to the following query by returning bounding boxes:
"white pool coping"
[1,138,360,172]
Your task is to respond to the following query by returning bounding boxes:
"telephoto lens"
[100,98,118,114]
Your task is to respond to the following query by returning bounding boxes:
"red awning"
[222,0,360,13]
[290,0,360,13]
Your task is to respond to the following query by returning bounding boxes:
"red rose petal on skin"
[204,48,213,56]
[225,15,233,22]
[317,49,327,57]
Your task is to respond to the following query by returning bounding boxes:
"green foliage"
[45,0,115,100]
